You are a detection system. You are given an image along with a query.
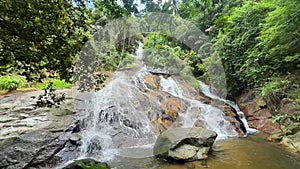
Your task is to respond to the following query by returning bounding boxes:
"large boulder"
[153,127,217,161]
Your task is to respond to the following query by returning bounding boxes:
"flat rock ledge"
[0,89,81,169]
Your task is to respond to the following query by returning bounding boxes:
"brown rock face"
[162,97,181,119]
[149,92,187,135]
[237,92,279,133]
[268,122,300,154]
[144,74,160,90]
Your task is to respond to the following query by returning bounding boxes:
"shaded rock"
[153,127,217,161]
[281,131,300,153]
[0,89,79,168]
[280,100,300,115]
[0,131,68,169]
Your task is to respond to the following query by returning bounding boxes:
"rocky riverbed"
[238,91,300,154]
[1,81,299,168]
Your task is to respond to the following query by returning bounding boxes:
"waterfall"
[159,76,238,139]
[76,43,252,163]
[159,76,183,97]
[198,81,257,133]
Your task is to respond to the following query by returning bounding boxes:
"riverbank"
[237,91,300,154]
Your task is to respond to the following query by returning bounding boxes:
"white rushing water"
[159,76,238,140]
[198,81,257,134]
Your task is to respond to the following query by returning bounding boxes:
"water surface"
[110,134,300,169]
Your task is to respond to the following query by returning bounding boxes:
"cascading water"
[159,76,239,139]
[198,81,257,133]
[78,43,156,160]
[76,43,250,163]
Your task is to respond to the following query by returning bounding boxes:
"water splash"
[159,76,183,97]
[198,81,258,134]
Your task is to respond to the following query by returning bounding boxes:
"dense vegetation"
[0,0,92,81]
[178,0,300,108]
[0,0,299,109]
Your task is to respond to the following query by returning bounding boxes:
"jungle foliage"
[1,0,299,108]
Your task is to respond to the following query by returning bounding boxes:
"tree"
[122,0,138,14]
[141,0,163,13]
[90,0,141,71]
[246,0,300,77]
[0,0,92,81]
[92,0,126,26]
[179,0,244,36]
[214,0,272,97]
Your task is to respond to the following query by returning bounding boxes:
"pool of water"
[109,134,300,169]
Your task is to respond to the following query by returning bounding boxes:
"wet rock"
[153,127,217,161]
[65,120,81,133]
[193,120,206,128]
[144,74,160,90]
[162,97,181,120]
[148,92,188,135]
[68,133,82,146]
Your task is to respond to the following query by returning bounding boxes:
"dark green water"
[110,134,300,169]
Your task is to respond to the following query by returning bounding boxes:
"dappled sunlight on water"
[110,134,300,169]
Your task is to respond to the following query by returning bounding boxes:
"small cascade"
[79,75,157,160]
[198,81,257,133]
[158,76,238,139]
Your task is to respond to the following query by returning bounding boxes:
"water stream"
[77,43,246,160]
[198,81,257,134]
[69,43,300,168]
[160,76,239,139]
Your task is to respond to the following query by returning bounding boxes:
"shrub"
[30,78,72,90]
[271,114,300,123]
[0,75,26,91]
[293,88,300,109]
[260,76,290,97]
